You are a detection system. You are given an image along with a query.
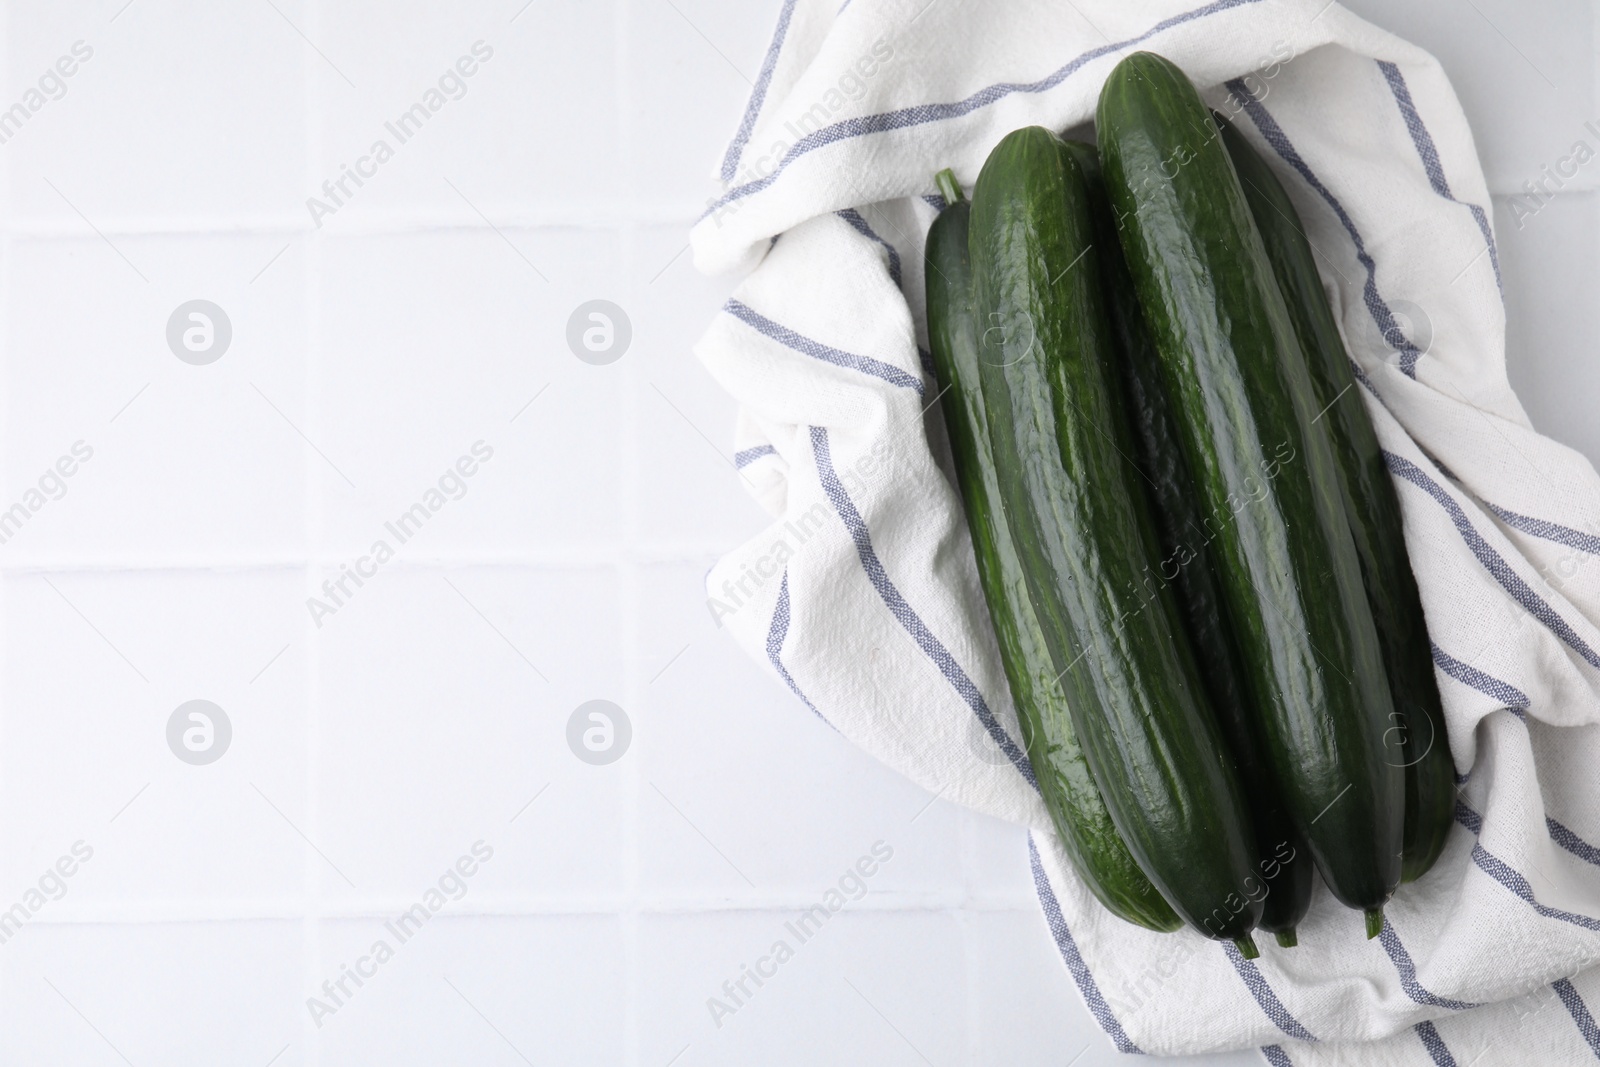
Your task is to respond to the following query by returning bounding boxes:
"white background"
[0,1,1587,1064]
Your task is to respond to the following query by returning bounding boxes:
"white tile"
[0,568,310,903]
[627,226,770,548]
[312,565,624,900]
[3,0,310,226]
[968,910,1263,1067]
[1496,192,1600,468]
[635,561,968,902]
[2,234,308,566]
[314,230,624,558]
[961,809,1040,906]
[968,908,1099,1065]
[640,910,965,1066]
[311,0,619,228]
[624,0,784,213]
[313,915,624,1063]
[0,921,304,1065]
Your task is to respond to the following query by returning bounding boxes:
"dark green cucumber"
[1215,115,1455,883]
[925,170,1180,932]
[969,126,1261,951]
[1063,140,1314,943]
[1098,53,1403,929]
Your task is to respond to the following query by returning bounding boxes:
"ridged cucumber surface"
[924,170,1180,932]
[1215,115,1455,884]
[1062,139,1315,942]
[1097,53,1403,927]
[968,126,1261,949]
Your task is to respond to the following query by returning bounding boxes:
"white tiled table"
[0,1,1588,1064]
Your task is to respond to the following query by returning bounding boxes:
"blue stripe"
[1453,704,1600,868]
[1463,800,1600,884]
[1347,352,1382,397]
[701,0,1266,221]
[1550,818,1600,870]
[725,299,925,394]
[1455,801,1600,932]
[1470,843,1600,931]
[1414,1020,1458,1067]
[1488,504,1600,556]
[1224,943,1317,1042]
[1451,710,1600,870]
[766,569,831,726]
[922,192,947,211]
[1378,920,1479,1010]
[810,425,1038,788]
[1554,978,1600,1060]
[1376,61,1501,293]
[718,0,798,183]
[1260,1047,1293,1067]
[1228,82,1426,378]
[734,444,777,469]
[836,207,903,289]
[1462,204,1498,282]
[1430,642,1530,711]
[1386,451,1600,670]
[1028,834,1142,1054]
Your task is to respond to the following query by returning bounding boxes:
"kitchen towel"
[690,0,1600,1062]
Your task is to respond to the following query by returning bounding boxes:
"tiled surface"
[0,0,1594,1064]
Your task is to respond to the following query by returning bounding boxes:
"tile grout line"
[962,809,980,1060]
[620,478,644,1067]
[616,0,642,1061]
[0,2,10,1046]
[962,906,980,1063]
[303,1,327,1061]
[0,545,742,571]
[0,207,712,238]
[0,896,1047,922]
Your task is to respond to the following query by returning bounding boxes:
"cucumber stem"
[934,168,965,206]
[1275,929,1298,949]
[1233,934,1260,960]
[1365,908,1385,939]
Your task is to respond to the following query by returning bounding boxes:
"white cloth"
[690,1,1600,1062]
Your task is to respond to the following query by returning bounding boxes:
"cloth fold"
[693,1,1600,1061]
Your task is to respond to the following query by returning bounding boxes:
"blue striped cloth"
[691,1,1600,1062]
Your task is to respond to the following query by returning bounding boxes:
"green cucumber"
[925,169,1180,932]
[1062,140,1314,944]
[1098,53,1403,930]
[969,126,1261,951]
[1215,115,1455,883]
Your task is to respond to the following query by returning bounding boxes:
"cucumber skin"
[1215,115,1455,883]
[925,190,1181,932]
[968,126,1261,942]
[1097,53,1403,913]
[1063,140,1314,936]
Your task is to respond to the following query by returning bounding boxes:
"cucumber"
[1062,140,1314,945]
[925,169,1180,932]
[969,126,1262,952]
[1098,52,1403,933]
[1215,115,1455,883]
